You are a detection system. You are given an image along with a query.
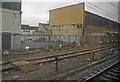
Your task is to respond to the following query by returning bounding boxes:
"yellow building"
[49,3,84,35]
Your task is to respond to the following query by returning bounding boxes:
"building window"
[77,25,82,28]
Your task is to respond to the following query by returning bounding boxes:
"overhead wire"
[106,0,120,13]
[86,2,117,21]
[107,0,119,8]
[73,0,118,22]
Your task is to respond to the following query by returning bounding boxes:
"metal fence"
[1,33,119,51]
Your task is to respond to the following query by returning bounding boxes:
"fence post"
[68,35,70,43]
[34,35,35,49]
[91,51,95,61]
[111,47,114,55]
[55,57,58,71]
[48,35,51,47]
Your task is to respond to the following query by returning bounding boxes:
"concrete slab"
[11,60,30,66]
[19,64,40,73]
[11,60,40,72]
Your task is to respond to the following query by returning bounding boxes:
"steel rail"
[2,45,119,71]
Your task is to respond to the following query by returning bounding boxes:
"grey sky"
[22,0,120,26]
[22,1,78,26]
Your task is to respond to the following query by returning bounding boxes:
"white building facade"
[1,2,22,51]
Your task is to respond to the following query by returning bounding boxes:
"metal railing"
[24,45,117,72]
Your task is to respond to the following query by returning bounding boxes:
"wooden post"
[91,51,95,61]
[55,57,58,71]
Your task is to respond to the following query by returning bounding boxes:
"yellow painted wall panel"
[49,3,84,26]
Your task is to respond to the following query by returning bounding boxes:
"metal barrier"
[25,46,118,72]
[2,33,119,50]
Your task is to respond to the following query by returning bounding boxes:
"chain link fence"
[21,34,119,49]
[1,33,119,51]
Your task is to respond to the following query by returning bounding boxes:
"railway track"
[2,45,117,71]
[53,51,120,80]
[2,45,120,80]
[84,61,120,82]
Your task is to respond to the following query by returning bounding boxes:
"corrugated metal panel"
[85,11,119,34]
[86,11,119,28]
[2,32,11,51]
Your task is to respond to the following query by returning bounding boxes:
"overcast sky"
[21,0,120,26]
